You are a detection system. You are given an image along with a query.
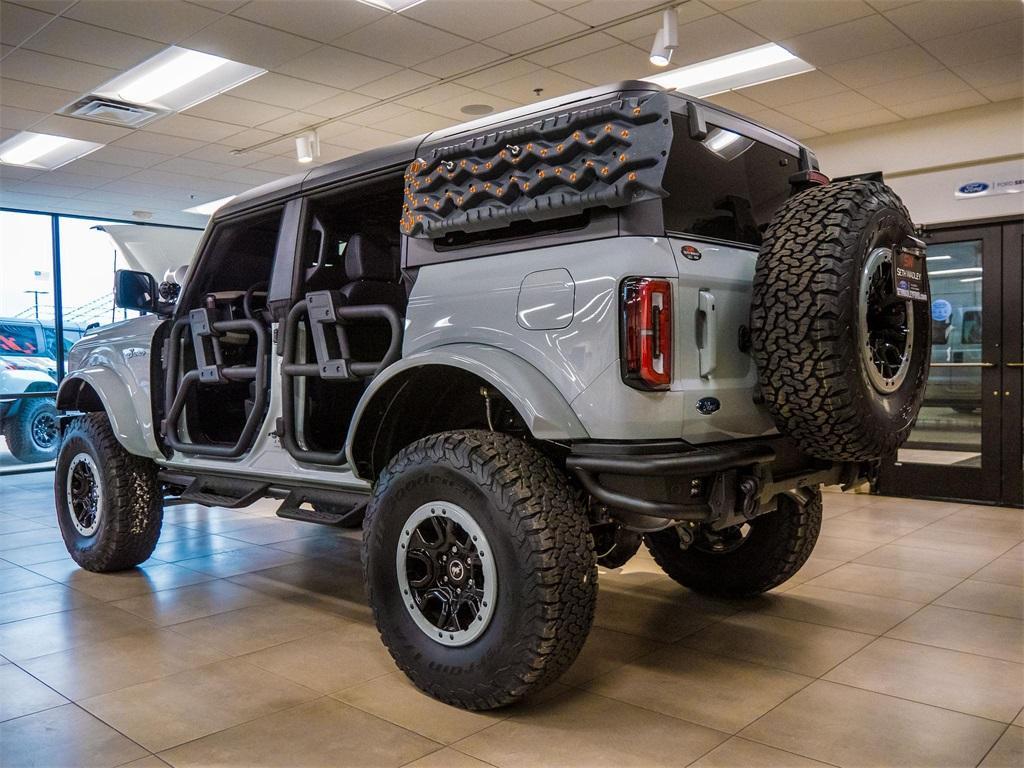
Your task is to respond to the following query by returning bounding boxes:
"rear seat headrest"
[345,233,398,282]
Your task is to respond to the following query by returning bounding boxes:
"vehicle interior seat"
[336,232,405,362]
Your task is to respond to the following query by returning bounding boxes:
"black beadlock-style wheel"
[362,430,597,710]
[645,488,822,598]
[6,398,60,463]
[55,413,163,572]
[750,180,930,462]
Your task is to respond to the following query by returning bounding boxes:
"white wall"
[807,99,1024,225]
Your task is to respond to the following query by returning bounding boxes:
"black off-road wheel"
[751,180,930,461]
[6,398,60,463]
[362,430,597,710]
[644,489,822,598]
[55,414,162,572]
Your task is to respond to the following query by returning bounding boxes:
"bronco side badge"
[680,244,702,261]
[696,397,720,415]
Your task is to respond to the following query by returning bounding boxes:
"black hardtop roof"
[215,80,806,220]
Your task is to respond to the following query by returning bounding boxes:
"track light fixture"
[649,9,679,67]
[296,131,320,164]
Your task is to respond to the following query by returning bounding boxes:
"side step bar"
[276,489,367,528]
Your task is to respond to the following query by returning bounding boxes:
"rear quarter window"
[0,323,40,356]
[662,114,797,247]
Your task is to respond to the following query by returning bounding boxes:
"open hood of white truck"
[93,224,203,282]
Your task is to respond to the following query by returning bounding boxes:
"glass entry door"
[880,220,1023,507]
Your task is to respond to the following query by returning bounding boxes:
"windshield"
[662,113,798,247]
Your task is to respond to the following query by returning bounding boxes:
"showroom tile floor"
[0,471,1022,768]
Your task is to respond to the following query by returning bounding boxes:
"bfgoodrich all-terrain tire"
[644,489,822,598]
[6,397,60,463]
[55,413,162,572]
[751,180,930,461]
[362,430,597,710]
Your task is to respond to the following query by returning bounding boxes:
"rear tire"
[644,488,822,598]
[6,398,60,463]
[55,413,162,572]
[363,430,596,710]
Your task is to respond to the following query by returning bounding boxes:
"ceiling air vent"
[61,96,165,128]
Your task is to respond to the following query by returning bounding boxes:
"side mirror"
[114,269,158,313]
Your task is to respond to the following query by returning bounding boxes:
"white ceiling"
[1,0,1021,226]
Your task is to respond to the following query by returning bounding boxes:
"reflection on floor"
[897,448,983,466]
[901,405,984,468]
[0,437,53,473]
[1,472,1022,768]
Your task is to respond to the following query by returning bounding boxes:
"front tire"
[362,430,597,710]
[645,488,822,598]
[6,398,60,462]
[55,414,162,572]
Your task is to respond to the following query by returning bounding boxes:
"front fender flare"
[57,369,158,458]
[346,343,589,468]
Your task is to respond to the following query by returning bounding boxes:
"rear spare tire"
[750,180,930,461]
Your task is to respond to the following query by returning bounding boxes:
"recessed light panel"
[94,46,266,113]
[0,132,104,170]
[646,44,814,97]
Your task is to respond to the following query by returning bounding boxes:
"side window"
[0,322,40,356]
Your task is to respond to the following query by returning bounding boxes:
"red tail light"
[621,277,672,390]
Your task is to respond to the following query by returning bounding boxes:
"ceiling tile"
[10,179,83,198]
[781,14,912,66]
[152,155,232,178]
[953,52,1024,89]
[703,0,758,9]
[184,94,292,128]
[892,89,988,118]
[314,142,360,163]
[0,105,47,131]
[373,108,456,135]
[413,43,506,79]
[0,48,117,92]
[978,81,1024,102]
[405,0,554,40]
[666,13,766,67]
[484,12,586,54]
[821,43,943,89]
[317,123,408,151]
[184,143,276,167]
[339,101,411,127]
[64,0,223,44]
[864,0,917,10]
[253,111,320,134]
[810,106,901,134]
[217,166,281,186]
[0,78,77,112]
[217,127,279,149]
[737,71,849,108]
[884,0,1022,42]
[0,164,42,182]
[744,107,824,139]
[479,68,590,103]
[232,0,386,42]
[921,21,1023,68]
[21,17,164,70]
[183,15,320,68]
[777,89,883,122]
[40,169,114,189]
[145,113,242,142]
[304,90,378,119]
[454,58,540,90]
[58,158,137,179]
[244,154,310,174]
[0,2,54,46]
[8,1,73,13]
[550,42,657,85]
[335,14,468,68]
[604,2,717,43]
[114,131,207,156]
[561,0,664,26]
[29,113,132,142]
[88,145,174,169]
[860,69,975,108]
[396,82,475,110]
[353,69,438,100]
[276,45,401,89]
[703,90,765,114]
[226,73,341,110]
[525,32,623,68]
[189,0,247,10]
[726,0,875,40]
[417,88,521,121]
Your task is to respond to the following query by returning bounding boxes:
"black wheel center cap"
[447,558,467,583]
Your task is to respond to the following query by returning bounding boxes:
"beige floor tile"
[111,579,273,626]
[777,555,844,588]
[402,747,496,768]
[809,536,880,562]
[980,726,1024,768]
[0,518,48,535]
[120,757,172,768]
[0,604,153,661]
[593,583,725,642]
[0,565,55,593]
[929,514,1024,540]
[149,534,251,563]
[0,663,67,721]
[79,657,318,752]
[680,612,874,676]
[1,542,79,566]
[803,561,961,603]
[833,504,956,527]
[241,625,396,693]
[28,560,216,601]
[689,736,833,768]
[935,580,1024,619]
[21,628,229,700]
[0,527,60,551]
[175,545,308,578]
[887,605,1024,663]
[0,703,147,768]
[1016,709,1023,727]
[973,556,1024,587]
[825,637,1024,722]
[227,557,371,622]
[267,533,364,562]
[335,671,497,744]
[220,518,324,545]
[584,647,812,733]
[558,625,664,687]
[754,583,923,634]
[856,542,994,577]
[158,697,438,768]
[454,688,726,768]
[741,680,1006,768]
[168,598,355,654]
[0,582,100,623]
[894,527,1020,559]
[819,517,915,543]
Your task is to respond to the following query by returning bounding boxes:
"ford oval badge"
[958,182,989,195]
[696,397,720,415]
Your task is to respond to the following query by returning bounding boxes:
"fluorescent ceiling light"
[355,0,427,10]
[646,43,814,98]
[184,195,235,216]
[930,267,983,276]
[0,131,103,169]
[95,46,265,112]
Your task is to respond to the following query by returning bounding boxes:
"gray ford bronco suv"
[54,81,930,710]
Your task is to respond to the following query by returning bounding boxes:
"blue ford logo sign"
[958,182,989,195]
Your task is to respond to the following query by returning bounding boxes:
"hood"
[94,224,203,282]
